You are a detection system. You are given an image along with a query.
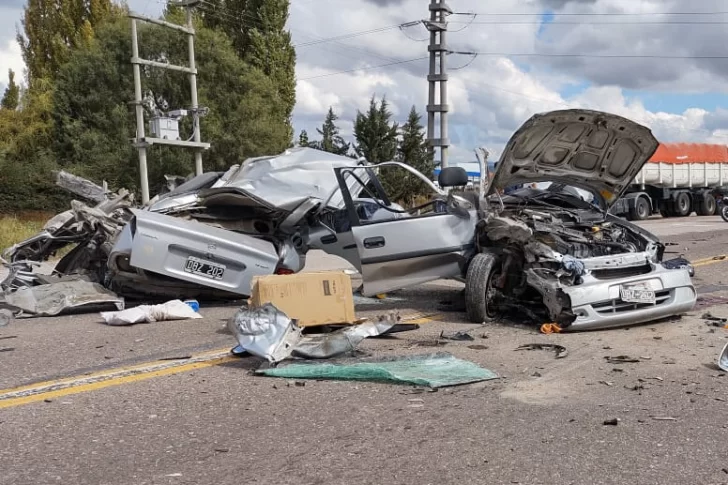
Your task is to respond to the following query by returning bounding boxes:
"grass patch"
[0,216,45,252]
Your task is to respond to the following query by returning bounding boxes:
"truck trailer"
[610,143,728,220]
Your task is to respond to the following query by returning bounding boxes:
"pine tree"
[16,0,115,84]
[353,95,398,163]
[298,129,310,147]
[396,106,435,205]
[1,70,20,110]
[314,107,350,156]
[245,0,296,142]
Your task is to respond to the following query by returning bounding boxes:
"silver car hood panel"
[489,109,659,207]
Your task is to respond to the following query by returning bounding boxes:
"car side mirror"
[438,167,468,188]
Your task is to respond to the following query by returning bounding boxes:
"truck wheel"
[696,192,716,216]
[672,192,691,217]
[630,197,650,220]
[465,252,501,323]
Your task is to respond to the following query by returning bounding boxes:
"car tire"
[696,192,716,216]
[672,192,691,217]
[465,252,500,323]
[630,197,650,220]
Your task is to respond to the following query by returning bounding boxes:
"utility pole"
[425,0,452,169]
[129,0,210,204]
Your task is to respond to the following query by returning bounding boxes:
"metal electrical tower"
[425,0,452,169]
[129,0,210,204]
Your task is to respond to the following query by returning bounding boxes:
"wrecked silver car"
[1,109,696,331]
[464,109,697,330]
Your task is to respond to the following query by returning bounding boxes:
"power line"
[194,2,399,63]
[449,51,728,60]
[298,56,428,81]
[450,20,728,25]
[294,23,419,48]
[451,10,728,16]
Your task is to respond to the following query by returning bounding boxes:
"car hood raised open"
[488,109,659,208]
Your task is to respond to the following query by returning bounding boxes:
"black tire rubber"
[721,205,728,223]
[696,192,717,216]
[465,252,500,323]
[630,197,650,220]
[673,192,691,217]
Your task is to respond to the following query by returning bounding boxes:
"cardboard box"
[249,271,356,327]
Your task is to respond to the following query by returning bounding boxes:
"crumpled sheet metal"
[228,304,398,363]
[220,147,365,212]
[256,352,499,388]
[291,315,398,359]
[719,342,728,372]
[228,303,303,363]
[4,280,124,317]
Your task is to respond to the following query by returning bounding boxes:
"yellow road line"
[691,255,727,265]
[0,356,238,409]
[694,258,728,268]
[0,313,440,409]
[0,347,231,395]
[0,351,237,409]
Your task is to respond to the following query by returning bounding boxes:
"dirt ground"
[1,220,728,485]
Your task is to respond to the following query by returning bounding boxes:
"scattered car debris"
[439,330,475,341]
[662,256,695,277]
[467,344,489,350]
[256,352,499,388]
[540,323,562,334]
[604,355,641,364]
[719,343,728,372]
[0,309,13,327]
[228,302,401,363]
[515,343,568,359]
[0,347,14,352]
[603,418,619,426]
[651,416,678,421]
[100,300,202,326]
[3,280,124,318]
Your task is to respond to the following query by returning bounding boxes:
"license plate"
[620,283,656,304]
[184,256,225,280]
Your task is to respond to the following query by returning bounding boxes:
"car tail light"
[275,268,295,275]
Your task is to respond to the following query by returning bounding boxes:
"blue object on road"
[184,299,200,312]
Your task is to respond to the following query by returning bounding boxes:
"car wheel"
[630,197,650,220]
[673,192,691,217]
[465,252,501,323]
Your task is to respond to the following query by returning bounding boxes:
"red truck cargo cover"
[649,143,728,164]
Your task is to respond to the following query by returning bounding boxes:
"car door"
[333,165,477,296]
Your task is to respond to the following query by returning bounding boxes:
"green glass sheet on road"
[256,352,499,388]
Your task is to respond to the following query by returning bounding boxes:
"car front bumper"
[562,264,697,331]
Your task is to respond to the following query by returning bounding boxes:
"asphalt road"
[2,217,728,485]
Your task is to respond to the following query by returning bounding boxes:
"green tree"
[52,13,290,196]
[353,95,398,163]
[16,0,115,85]
[201,0,296,142]
[0,79,67,212]
[312,107,350,156]
[1,70,20,110]
[298,129,310,147]
[394,106,435,205]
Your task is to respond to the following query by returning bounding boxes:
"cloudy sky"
[1,0,728,163]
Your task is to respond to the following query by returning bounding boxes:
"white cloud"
[0,37,24,90]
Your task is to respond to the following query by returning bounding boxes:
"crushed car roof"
[206,147,365,213]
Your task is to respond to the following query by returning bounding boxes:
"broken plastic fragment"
[515,343,568,359]
[719,342,728,372]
